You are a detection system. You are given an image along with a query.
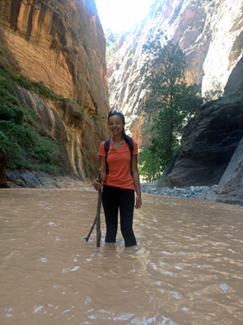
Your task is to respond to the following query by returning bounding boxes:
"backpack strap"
[104,138,134,176]
[104,139,110,174]
[128,140,134,177]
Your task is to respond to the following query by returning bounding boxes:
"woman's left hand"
[135,195,142,209]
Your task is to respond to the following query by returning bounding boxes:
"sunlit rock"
[106,0,243,144]
[0,0,109,115]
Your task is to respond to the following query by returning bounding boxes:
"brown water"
[0,189,243,325]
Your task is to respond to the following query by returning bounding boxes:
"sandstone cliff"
[106,0,243,146]
[0,0,109,115]
[0,0,110,187]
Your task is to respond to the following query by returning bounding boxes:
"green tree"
[141,39,202,169]
[138,146,161,182]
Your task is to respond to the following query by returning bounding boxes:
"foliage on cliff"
[0,66,61,172]
[0,66,64,101]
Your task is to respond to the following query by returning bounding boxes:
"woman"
[94,110,142,247]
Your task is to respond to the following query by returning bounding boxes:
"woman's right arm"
[94,156,106,191]
[100,156,107,184]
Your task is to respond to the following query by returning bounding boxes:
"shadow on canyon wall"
[158,57,243,205]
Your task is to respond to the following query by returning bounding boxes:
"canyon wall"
[157,95,243,187]
[157,56,243,205]
[0,0,110,186]
[0,0,109,115]
[107,0,243,146]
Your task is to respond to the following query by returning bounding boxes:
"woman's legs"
[102,186,137,246]
[119,189,137,247]
[102,185,119,242]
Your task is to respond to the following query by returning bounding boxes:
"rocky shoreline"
[2,170,219,201]
[140,182,219,200]
[4,170,90,189]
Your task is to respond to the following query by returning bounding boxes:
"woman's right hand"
[94,181,103,191]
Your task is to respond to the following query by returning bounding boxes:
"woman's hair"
[108,110,133,148]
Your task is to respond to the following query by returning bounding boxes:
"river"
[0,189,243,324]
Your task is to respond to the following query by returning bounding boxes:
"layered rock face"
[0,0,110,185]
[13,84,108,175]
[0,0,109,115]
[217,137,243,205]
[157,97,243,187]
[157,57,243,202]
[107,0,243,145]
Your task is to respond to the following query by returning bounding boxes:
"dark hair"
[108,110,133,148]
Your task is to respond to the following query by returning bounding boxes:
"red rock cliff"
[0,0,110,185]
[0,0,109,115]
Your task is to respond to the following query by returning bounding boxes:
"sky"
[95,0,155,33]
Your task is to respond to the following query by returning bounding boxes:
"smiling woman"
[93,110,142,247]
[95,0,155,32]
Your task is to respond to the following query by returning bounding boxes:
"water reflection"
[0,189,243,324]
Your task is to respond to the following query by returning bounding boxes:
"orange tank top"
[98,140,138,190]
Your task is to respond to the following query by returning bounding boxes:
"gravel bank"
[140,182,219,200]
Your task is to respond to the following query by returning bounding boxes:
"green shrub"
[0,73,60,173]
[0,65,99,177]
[0,66,64,101]
[0,104,24,124]
[90,114,101,123]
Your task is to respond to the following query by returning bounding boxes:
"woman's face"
[108,115,125,136]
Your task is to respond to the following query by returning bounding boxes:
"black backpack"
[104,139,134,176]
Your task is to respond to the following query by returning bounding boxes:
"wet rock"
[6,171,44,188]
[35,173,58,189]
[20,173,42,188]
[6,171,28,188]
[217,137,243,206]
[5,170,88,189]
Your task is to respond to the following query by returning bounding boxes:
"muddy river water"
[0,189,243,325]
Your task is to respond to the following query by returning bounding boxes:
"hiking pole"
[84,214,97,242]
[84,168,102,246]
[96,188,102,247]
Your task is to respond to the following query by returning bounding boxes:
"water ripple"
[0,189,243,324]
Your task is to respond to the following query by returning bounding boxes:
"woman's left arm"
[132,155,142,209]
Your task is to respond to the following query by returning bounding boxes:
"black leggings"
[102,185,137,247]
